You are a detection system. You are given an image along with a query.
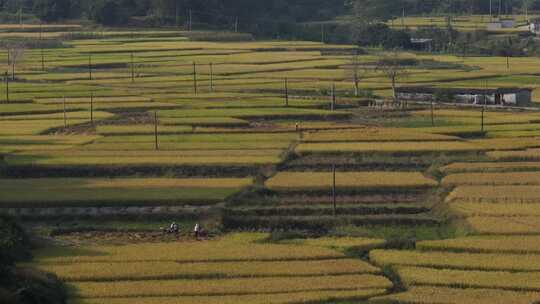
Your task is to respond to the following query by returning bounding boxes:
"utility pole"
[90,92,94,123]
[40,22,45,71]
[209,63,214,92]
[188,9,193,31]
[506,55,510,70]
[321,24,325,43]
[402,8,405,29]
[41,47,45,71]
[430,100,435,126]
[332,164,337,217]
[284,78,289,107]
[4,71,9,103]
[88,55,92,80]
[490,0,493,22]
[131,52,135,83]
[234,17,239,33]
[193,62,197,95]
[482,80,487,132]
[331,82,336,111]
[154,111,159,151]
[63,95,67,128]
[175,1,180,28]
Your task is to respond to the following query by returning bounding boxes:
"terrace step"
[280,163,431,172]
[223,214,440,230]
[277,194,422,205]
[225,204,429,217]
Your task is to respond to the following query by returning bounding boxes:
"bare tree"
[6,42,25,80]
[375,51,408,102]
[346,50,367,97]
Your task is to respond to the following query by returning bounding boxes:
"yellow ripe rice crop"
[33,238,344,264]
[395,266,540,291]
[372,286,540,304]
[0,135,100,146]
[96,125,195,135]
[443,172,540,186]
[487,130,540,138]
[33,259,378,282]
[69,274,391,298]
[468,138,540,151]
[34,96,152,104]
[0,178,252,207]
[68,289,388,304]
[418,236,540,254]
[449,201,540,217]
[7,155,282,167]
[0,111,113,121]
[466,216,540,235]
[0,119,89,136]
[441,162,540,173]
[488,149,540,161]
[9,149,282,158]
[446,185,540,203]
[296,141,481,154]
[280,237,386,250]
[412,109,540,125]
[0,177,251,190]
[265,172,437,191]
[370,249,540,272]
[302,128,456,142]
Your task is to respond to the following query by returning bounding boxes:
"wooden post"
[332,164,337,217]
[63,95,67,128]
[331,82,336,111]
[481,105,485,132]
[193,62,197,95]
[235,17,239,33]
[41,47,45,71]
[88,55,92,80]
[209,63,213,92]
[506,56,510,70]
[131,52,135,83]
[90,92,94,123]
[430,101,435,126]
[321,24,325,43]
[4,71,8,103]
[284,78,289,107]
[40,22,45,71]
[154,111,159,151]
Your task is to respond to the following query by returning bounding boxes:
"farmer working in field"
[167,222,179,234]
[193,223,201,239]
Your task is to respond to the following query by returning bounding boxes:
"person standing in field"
[193,223,201,239]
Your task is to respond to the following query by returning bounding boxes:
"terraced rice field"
[27,234,391,304]
[266,172,437,192]
[0,178,252,207]
[5,24,540,304]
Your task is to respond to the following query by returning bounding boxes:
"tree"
[91,0,128,25]
[33,0,71,21]
[5,42,25,81]
[353,23,412,49]
[346,50,367,96]
[376,51,408,101]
